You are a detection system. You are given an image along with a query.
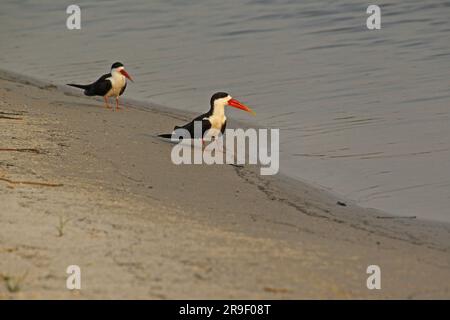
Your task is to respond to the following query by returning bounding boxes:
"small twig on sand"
[0,115,23,120]
[0,111,26,116]
[376,215,416,220]
[0,176,63,187]
[0,148,41,154]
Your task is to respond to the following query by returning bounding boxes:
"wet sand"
[0,70,449,299]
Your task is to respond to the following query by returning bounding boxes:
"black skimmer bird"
[158,92,255,141]
[67,62,133,111]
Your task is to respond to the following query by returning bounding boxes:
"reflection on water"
[1,0,450,221]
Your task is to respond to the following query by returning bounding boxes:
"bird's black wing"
[119,82,127,96]
[174,112,212,139]
[84,73,112,96]
[221,120,227,134]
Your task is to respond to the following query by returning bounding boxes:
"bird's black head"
[210,92,229,107]
[111,62,124,69]
[209,92,255,116]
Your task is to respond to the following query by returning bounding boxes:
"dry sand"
[0,70,449,299]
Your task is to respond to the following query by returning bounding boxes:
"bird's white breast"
[106,73,126,97]
[208,102,226,131]
[208,114,226,131]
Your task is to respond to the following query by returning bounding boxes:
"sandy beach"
[0,69,449,299]
[3,0,450,222]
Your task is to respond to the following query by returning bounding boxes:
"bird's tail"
[67,83,89,90]
[157,133,173,139]
[159,126,182,139]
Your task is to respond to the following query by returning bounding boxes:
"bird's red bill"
[228,99,255,115]
[120,69,134,82]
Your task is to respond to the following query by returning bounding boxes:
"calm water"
[1,0,450,221]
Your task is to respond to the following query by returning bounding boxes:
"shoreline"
[0,67,444,224]
[1,68,449,299]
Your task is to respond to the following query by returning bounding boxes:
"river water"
[1,0,450,221]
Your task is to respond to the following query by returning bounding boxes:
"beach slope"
[0,70,449,299]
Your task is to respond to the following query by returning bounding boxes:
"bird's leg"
[103,96,112,109]
[216,135,237,165]
[115,96,122,111]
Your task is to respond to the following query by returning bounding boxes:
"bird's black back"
[174,112,213,139]
[84,73,112,96]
